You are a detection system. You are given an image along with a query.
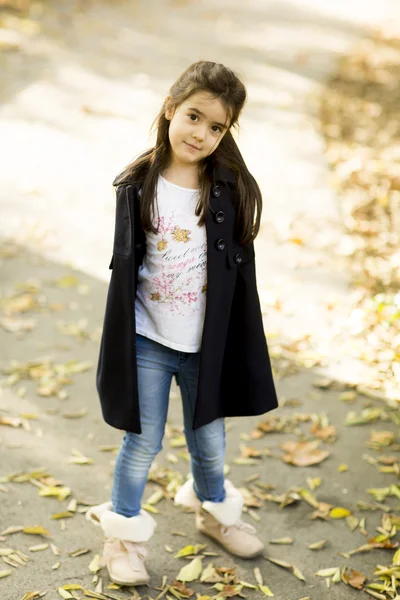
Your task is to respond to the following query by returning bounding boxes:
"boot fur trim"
[101,509,157,543]
[174,479,244,527]
[86,501,113,526]
[174,478,201,510]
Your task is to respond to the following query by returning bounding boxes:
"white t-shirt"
[135,175,207,352]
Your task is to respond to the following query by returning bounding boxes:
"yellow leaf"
[306,477,322,491]
[55,275,79,289]
[269,537,294,545]
[299,488,320,508]
[293,566,306,581]
[393,548,400,565]
[171,436,186,448]
[177,557,203,582]
[316,567,340,577]
[259,584,274,596]
[57,589,73,599]
[175,545,196,558]
[142,504,159,514]
[329,507,351,519]
[39,486,71,501]
[23,526,51,537]
[308,539,327,550]
[239,581,258,589]
[29,544,49,552]
[146,489,164,505]
[254,567,263,586]
[50,512,74,520]
[88,554,102,573]
[68,455,93,465]
[0,570,12,578]
[62,585,83,590]
[338,464,348,472]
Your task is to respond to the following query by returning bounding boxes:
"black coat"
[97,165,278,433]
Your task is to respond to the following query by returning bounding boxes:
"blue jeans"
[112,334,226,518]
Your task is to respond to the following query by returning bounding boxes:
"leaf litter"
[2,30,400,599]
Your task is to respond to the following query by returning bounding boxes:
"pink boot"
[174,478,264,559]
[86,501,156,586]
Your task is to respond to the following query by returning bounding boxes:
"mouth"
[184,142,201,151]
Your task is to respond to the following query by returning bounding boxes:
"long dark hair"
[113,61,262,245]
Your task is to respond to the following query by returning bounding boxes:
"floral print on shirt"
[147,211,207,316]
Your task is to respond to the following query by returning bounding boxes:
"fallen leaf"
[254,567,263,586]
[23,526,51,537]
[342,568,366,589]
[88,554,102,573]
[316,567,340,577]
[259,584,274,597]
[174,544,206,558]
[0,570,12,578]
[280,440,330,467]
[177,557,203,582]
[308,539,328,550]
[69,548,90,557]
[29,544,49,552]
[329,507,351,519]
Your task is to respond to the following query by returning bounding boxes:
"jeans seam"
[179,374,211,500]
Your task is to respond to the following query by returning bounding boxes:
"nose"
[193,127,206,143]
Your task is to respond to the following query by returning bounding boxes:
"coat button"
[234,252,243,264]
[215,211,225,223]
[216,238,225,251]
[212,185,221,197]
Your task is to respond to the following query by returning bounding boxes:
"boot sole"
[110,574,149,586]
[197,527,264,559]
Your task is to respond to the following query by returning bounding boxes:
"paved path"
[1,1,400,599]
[0,244,399,599]
[1,0,399,364]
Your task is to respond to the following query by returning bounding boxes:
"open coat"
[97,164,278,433]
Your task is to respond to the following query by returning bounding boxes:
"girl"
[86,61,278,587]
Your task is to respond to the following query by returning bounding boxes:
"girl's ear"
[164,95,174,120]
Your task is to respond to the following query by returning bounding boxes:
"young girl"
[86,61,278,587]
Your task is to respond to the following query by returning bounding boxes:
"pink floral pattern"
[146,211,206,316]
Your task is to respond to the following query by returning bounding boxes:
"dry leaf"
[308,539,327,550]
[342,568,366,589]
[88,554,102,573]
[0,570,12,578]
[23,526,51,537]
[254,567,263,586]
[177,557,202,582]
[29,544,49,552]
[280,440,330,467]
[259,584,274,597]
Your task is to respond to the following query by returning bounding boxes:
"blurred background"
[1,0,399,397]
[1,1,400,598]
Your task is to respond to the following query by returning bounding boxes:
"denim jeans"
[112,333,226,518]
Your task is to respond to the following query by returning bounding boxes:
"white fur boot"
[86,501,156,586]
[174,478,264,558]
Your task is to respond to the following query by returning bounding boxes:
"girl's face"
[165,91,230,167]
